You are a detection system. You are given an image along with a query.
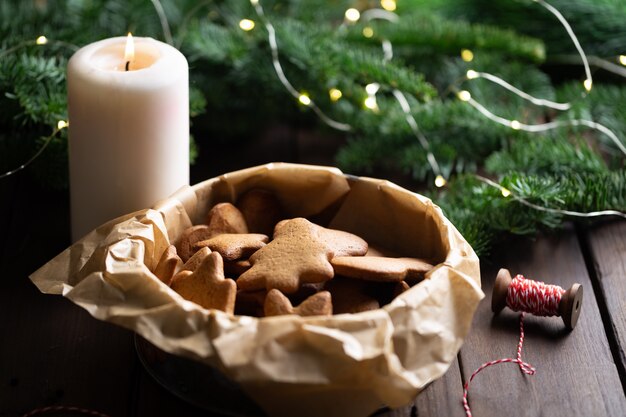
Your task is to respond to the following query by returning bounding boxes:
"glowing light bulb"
[239,19,255,31]
[329,88,342,102]
[36,36,48,45]
[619,55,626,66]
[57,120,68,129]
[250,0,259,5]
[364,96,378,110]
[435,175,447,188]
[298,93,311,106]
[501,187,511,197]
[583,79,592,92]
[466,69,479,80]
[380,0,397,11]
[362,27,374,38]
[365,83,380,95]
[345,8,360,22]
[461,49,474,62]
[457,90,471,102]
[510,120,521,130]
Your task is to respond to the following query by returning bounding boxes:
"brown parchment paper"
[30,162,483,417]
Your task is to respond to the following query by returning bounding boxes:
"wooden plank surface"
[583,220,626,385]
[412,361,465,417]
[458,229,626,417]
[0,178,137,417]
[0,175,17,259]
[132,368,209,417]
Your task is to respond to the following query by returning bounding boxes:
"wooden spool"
[491,268,583,330]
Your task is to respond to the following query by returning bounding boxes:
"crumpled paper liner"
[31,163,483,417]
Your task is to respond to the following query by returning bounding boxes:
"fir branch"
[0,54,67,127]
[345,12,545,62]
[184,20,249,63]
[425,0,626,56]
[434,169,626,255]
[556,82,626,161]
[272,19,438,99]
[485,135,607,176]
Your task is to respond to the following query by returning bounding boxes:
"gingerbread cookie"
[236,189,283,236]
[289,282,325,305]
[237,218,368,294]
[170,251,236,313]
[153,245,182,285]
[318,226,371,257]
[224,259,252,276]
[330,256,433,283]
[175,225,213,262]
[324,278,380,314]
[264,289,332,317]
[205,202,248,236]
[193,233,269,261]
[180,247,211,272]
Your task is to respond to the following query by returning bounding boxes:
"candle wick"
[125,61,130,71]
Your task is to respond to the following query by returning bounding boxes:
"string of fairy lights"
[355,7,444,181]
[0,36,74,179]
[0,120,68,180]
[242,0,626,217]
[249,0,352,131]
[1,0,625,219]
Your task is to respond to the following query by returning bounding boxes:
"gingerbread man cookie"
[237,218,368,294]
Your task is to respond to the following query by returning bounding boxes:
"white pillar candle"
[67,35,189,242]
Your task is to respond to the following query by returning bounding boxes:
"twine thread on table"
[20,405,111,417]
[463,275,567,417]
[506,275,565,317]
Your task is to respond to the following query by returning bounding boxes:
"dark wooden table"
[1,130,625,416]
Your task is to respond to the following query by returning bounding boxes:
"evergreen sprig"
[346,11,545,62]
[435,170,626,254]
[424,0,626,56]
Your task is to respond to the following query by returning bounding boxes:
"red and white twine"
[506,274,565,317]
[20,405,111,417]
[462,275,567,417]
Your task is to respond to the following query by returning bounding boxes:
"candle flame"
[124,32,135,63]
